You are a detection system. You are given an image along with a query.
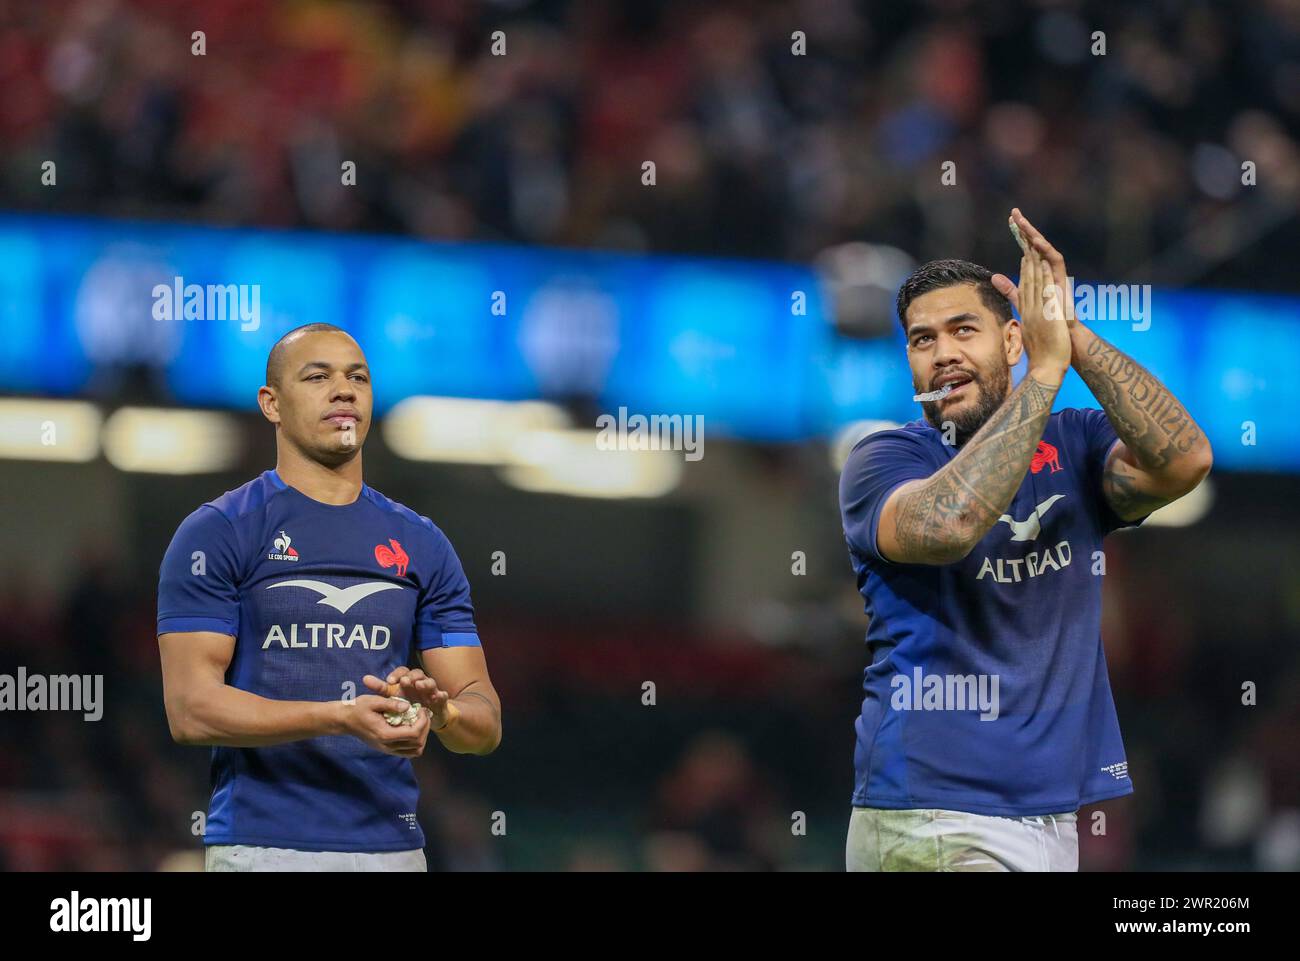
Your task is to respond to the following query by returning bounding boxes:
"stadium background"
[1,0,1298,871]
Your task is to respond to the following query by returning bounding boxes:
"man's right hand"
[998,249,1071,387]
[337,695,432,758]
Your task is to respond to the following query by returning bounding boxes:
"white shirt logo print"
[997,494,1065,542]
[266,579,403,613]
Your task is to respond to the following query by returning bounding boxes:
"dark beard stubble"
[920,359,1012,447]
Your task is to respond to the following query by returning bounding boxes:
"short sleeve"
[415,528,480,650]
[839,429,936,564]
[1073,407,1149,534]
[157,505,242,636]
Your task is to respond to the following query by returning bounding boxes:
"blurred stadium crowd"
[2,0,1299,287]
[1,0,1299,871]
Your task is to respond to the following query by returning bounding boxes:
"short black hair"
[895,259,1012,335]
[265,322,349,387]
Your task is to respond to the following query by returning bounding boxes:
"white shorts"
[205,844,427,872]
[846,806,1079,872]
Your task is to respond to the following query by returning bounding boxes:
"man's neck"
[275,443,363,505]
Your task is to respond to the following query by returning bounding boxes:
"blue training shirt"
[838,407,1142,817]
[157,469,481,852]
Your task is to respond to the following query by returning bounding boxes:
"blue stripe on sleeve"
[417,630,481,650]
[441,632,481,647]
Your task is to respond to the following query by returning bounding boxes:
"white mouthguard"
[1010,220,1029,253]
[913,384,954,403]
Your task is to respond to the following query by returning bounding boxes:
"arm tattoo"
[1075,330,1211,519]
[1101,451,1172,519]
[1076,333,1207,470]
[894,374,1057,563]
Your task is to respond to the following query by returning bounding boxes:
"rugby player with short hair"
[838,210,1211,871]
[157,322,501,872]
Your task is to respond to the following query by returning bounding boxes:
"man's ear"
[257,385,281,424]
[1004,319,1024,367]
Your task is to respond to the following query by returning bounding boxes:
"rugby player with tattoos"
[837,209,1211,871]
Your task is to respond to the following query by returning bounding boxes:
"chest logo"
[997,494,1065,542]
[265,579,402,613]
[1030,440,1063,474]
[268,531,300,562]
[374,539,410,577]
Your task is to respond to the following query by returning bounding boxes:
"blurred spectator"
[2,0,1297,288]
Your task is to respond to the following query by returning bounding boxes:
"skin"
[365,662,502,755]
[877,210,1212,565]
[907,285,1016,447]
[993,208,1213,521]
[878,248,1071,564]
[256,328,375,506]
[159,329,502,758]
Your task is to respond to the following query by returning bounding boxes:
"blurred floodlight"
[383,396,571,464]
[830,419,903,471]
[155,851,206,872]
[1199,757,1268,848]
[103,407,241,474]
[1142,475,1214,527]
[500,429,682,499]
[814,242,915,339]
[0,399,101,462]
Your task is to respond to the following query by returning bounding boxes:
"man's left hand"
[364,667,458,731]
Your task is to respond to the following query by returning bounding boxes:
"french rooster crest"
[374,539,409,577]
